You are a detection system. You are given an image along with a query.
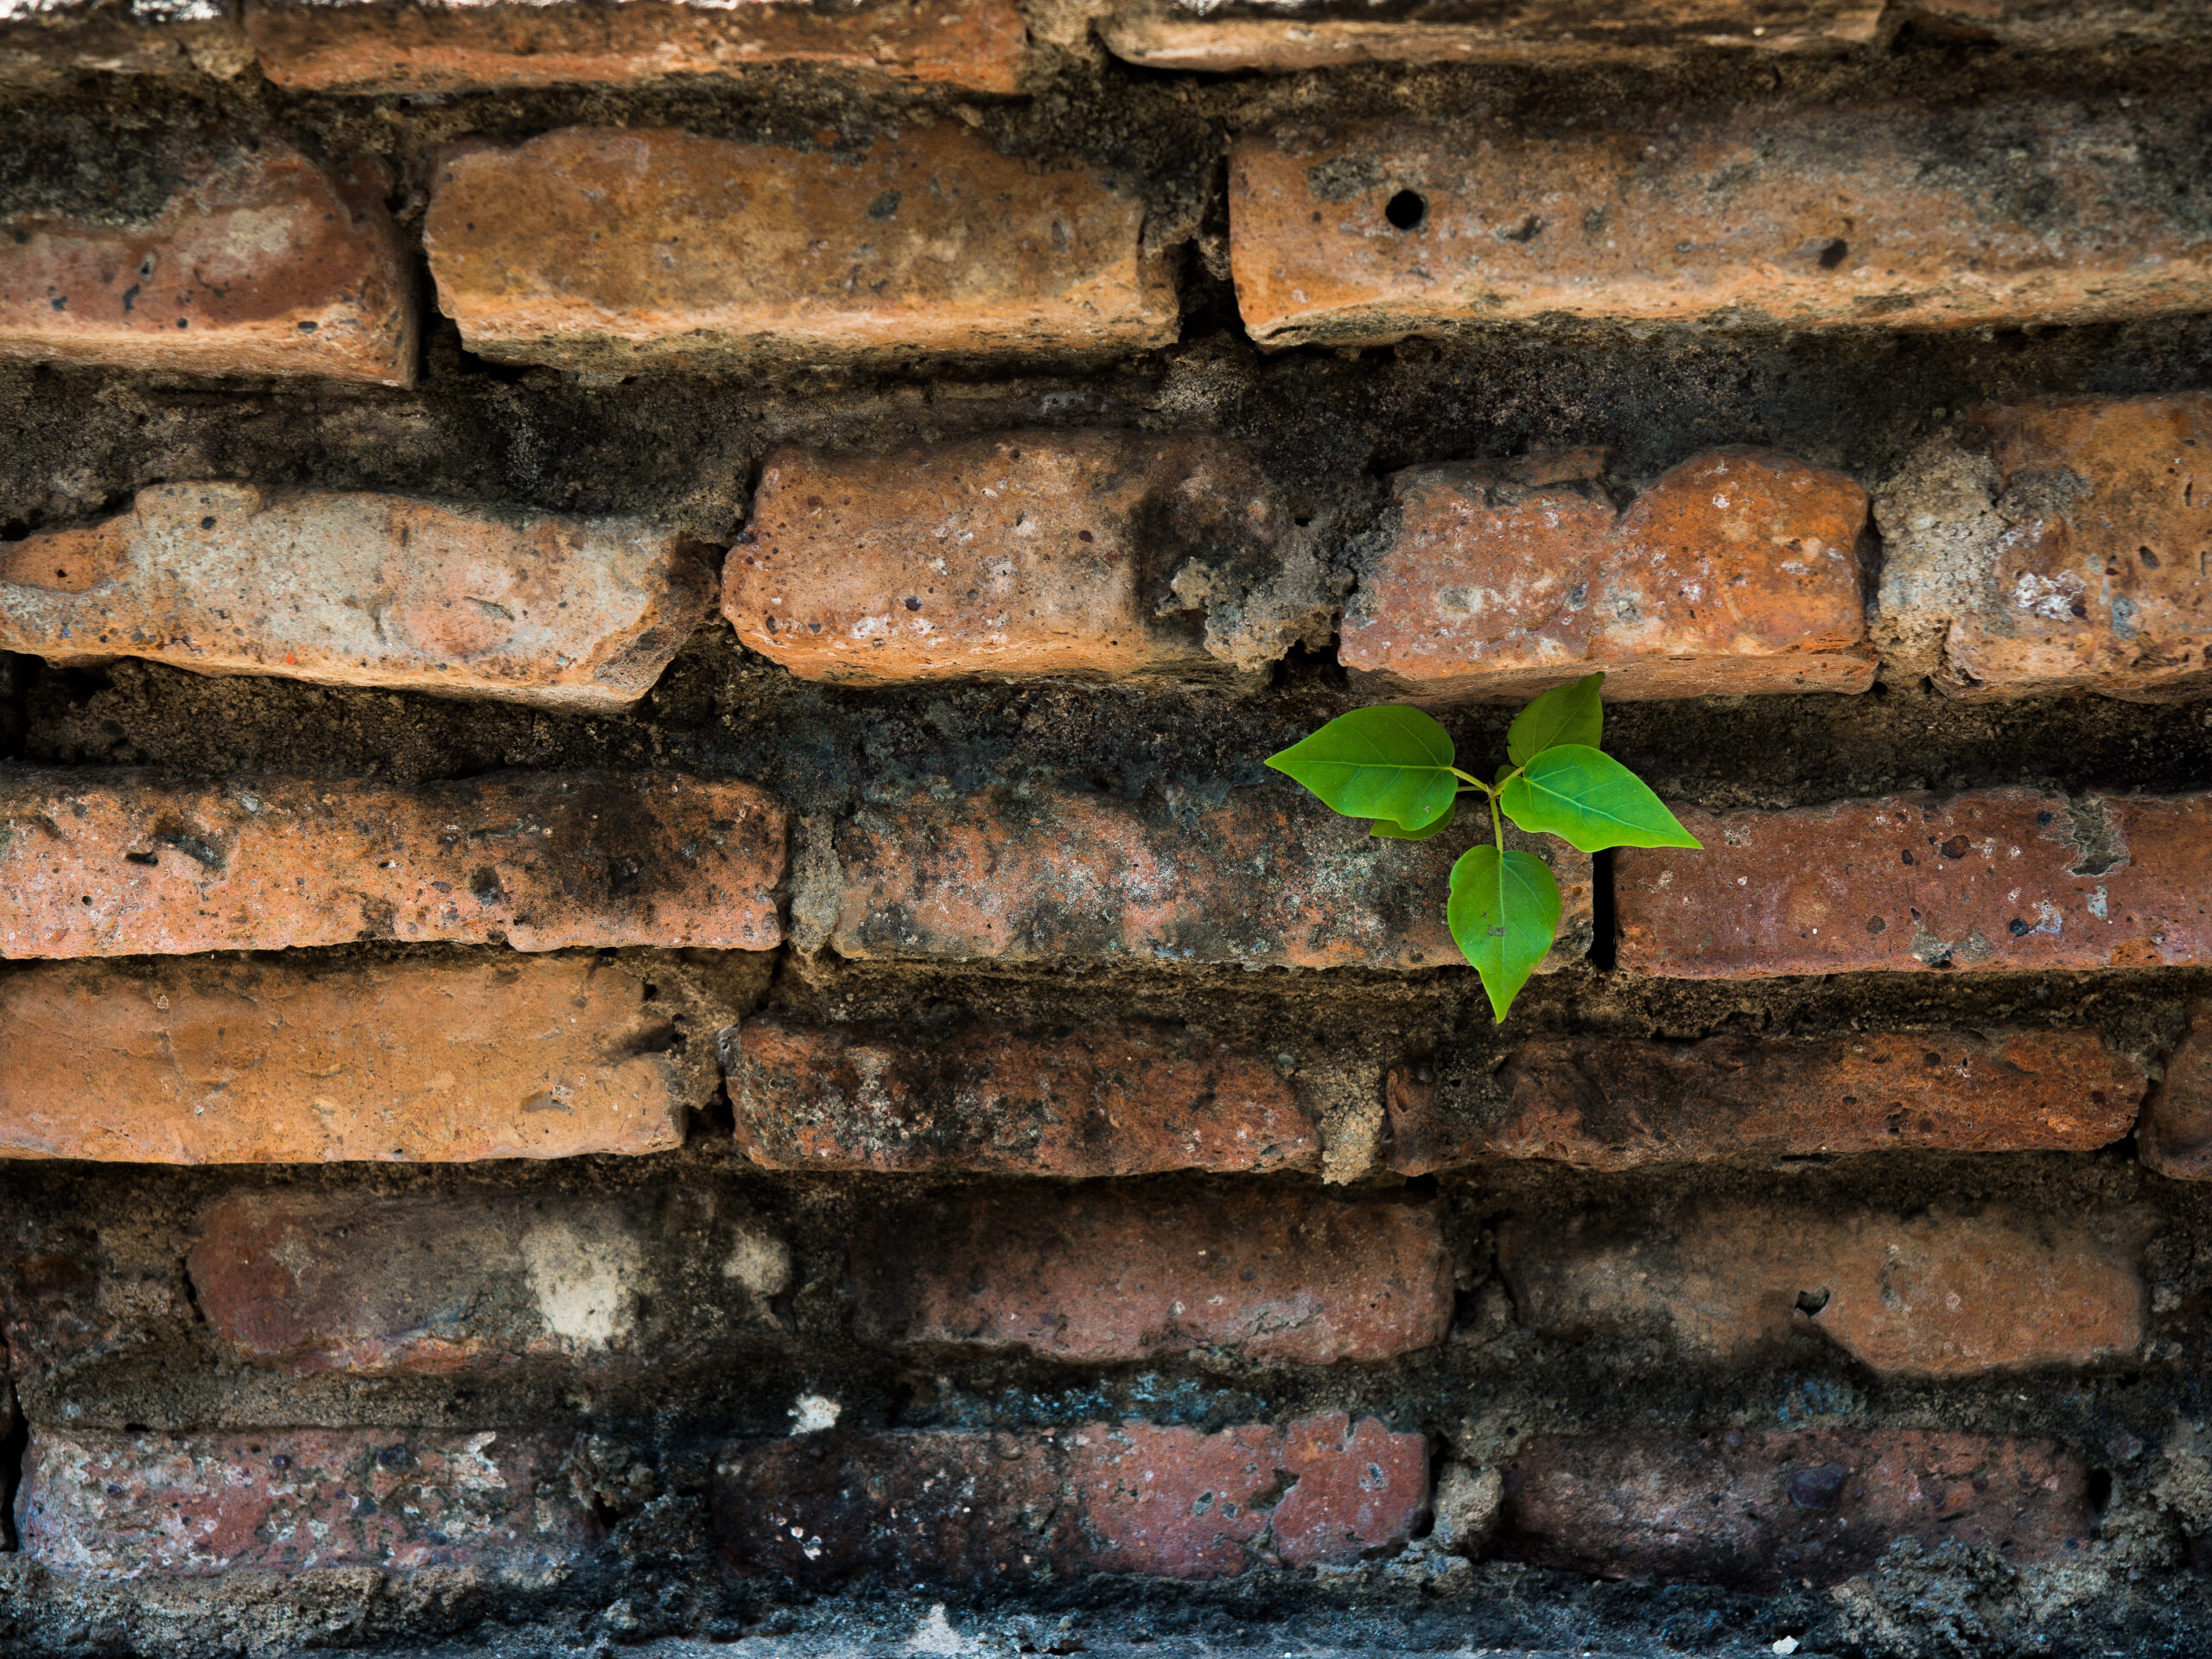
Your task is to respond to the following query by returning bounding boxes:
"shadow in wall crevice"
[1,1392,28,1553]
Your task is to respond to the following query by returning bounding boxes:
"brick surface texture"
[424,126,1175,372]
[0,769,784,957]
[2139,999,2212,1179]
[0,483,713,709]
[729,1014,1320,1175]
[715,1414,1427,1582]
[851,1187,1453,1364]
[0,136,415,385]
[0,957,704,1163]
[1341,447,1875,699]
[1230,104,2212,346]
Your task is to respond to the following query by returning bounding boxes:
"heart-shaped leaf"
[1497,744,1700,852]
[1506,673,1605,766]
[1371,802,1455,841]
[1266,706,1458,832]
[1447,845,1561,1022]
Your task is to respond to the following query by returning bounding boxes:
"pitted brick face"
[424,126,1176,373]
[0,137,415,385]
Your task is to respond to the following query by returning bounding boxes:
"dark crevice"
[1588,848,1618,972]
[0,1394,26,1552]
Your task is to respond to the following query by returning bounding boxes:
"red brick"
[22,1427,596,1580]
[0,768,783,958]
[1386,1028,2144,1174]
[729,1014,1319,1176]
[0,0,252,79]
[1616,789,2212,979]
[851,1187,1452,1365]
[1877,395,2212,702]
[1498,1198,2145,1375]
[2138,1001,2212,1180]
[1342,448,1874,700]
[424,127,1174,375]
[1229,105,2212,348]
[726,434,1295,684]
[1503,1429,2093,1589]
[0,484,713,710]
[1103,0,1880,71]
[715,1414,1427,1583]
[0,135,414,385]
[245,0,1027,92]
[0,956,704,1164]
[826,785,1589,972]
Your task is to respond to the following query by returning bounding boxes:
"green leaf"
[1447,846,1561,1023]
[1371,802,1455,841]
[1497,745,1701,852]
[1265,706,1458,832]
[1507,673,1605,766]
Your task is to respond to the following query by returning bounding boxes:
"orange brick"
[0,769,784,958]
[1616,790,2212,979]
[1388,1028,2144,1173]
[0,483,712,710]
[852,1187,1452,1365]
[1878,395,2212,701]
[729,1014,1320,1175]
[827,785,1589,972]
[0,135,414,385]
[1230,105,2212,347]
[245,0,1027,92]
[1103,0,1879,72]
[727,433,1290,683]
[2138,1001,2212,1180]
[1342,448,1873,700]
[0,957,702,1164]
[1499,1198,2145,1375]
[425,127,1174,374]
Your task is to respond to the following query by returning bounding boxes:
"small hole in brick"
[1384,190,1427,232]
[1817,238,1848,270]
[1794,1287,1830,1316]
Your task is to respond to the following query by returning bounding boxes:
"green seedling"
[1265,673,1700,1020]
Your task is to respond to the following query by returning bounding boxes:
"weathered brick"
[1877,395,2212,702]
[726,433,1305,684]
[1616,789,2212,979]
[22,1427,596,1580]
[1341,448,1874,700]
[245,0,1026,92]
[424,127,1174,374]
[1904,0,2212,48]
[715,1414,1427,1583]
[0,956,705,1164]
[851,1187,1452,1365]
[2139,1001,2212,1180]
[1229,105,2212,348]
[728,1014,1319,1176]
[0,768,784,958]
[1103,0,1880,73]
[1503,1429,2093,1589]
[1387,1028,2145,1173]
[0,132,414,385]
[1498,1198,2145,1375]
[0,0,252,81]
[825,785,1589,972]
[0,484,713,710]
[186,1188,786,1376]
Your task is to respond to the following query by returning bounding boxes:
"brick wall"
[5,8,2212,1658]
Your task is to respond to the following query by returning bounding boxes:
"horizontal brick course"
[22,1427,595,1580]
[1342,448,1874,700]
[1230,105,2212,347]
[1878,394,2212,702]
[851,1187,1452,1364]
[729,1014,1319,1176]
[425,127,1174,374]
[1503,1429,2093,1589]
[1616,789,2212,979]
[0,957,703,1163]
[0,0,252,80]
[826,785,1588,971]
[0,768,783,957]
[0,484,712,709]
[1387,1028,2145,1173]
[244,0,1027,92]
[0,134,414,385]
[1499,1198,2145,1375]
[715,1414,1427,1582]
